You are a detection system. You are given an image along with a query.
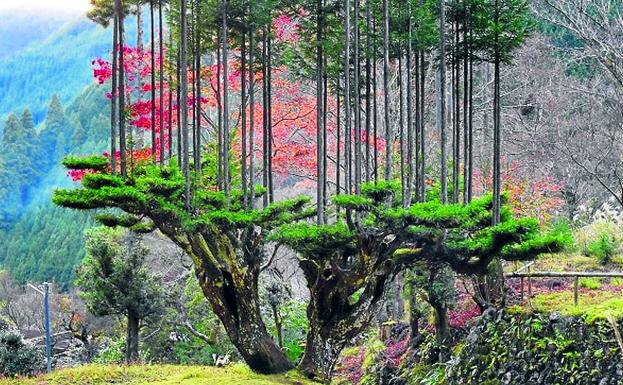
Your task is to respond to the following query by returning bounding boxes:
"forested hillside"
[0,9,120,286]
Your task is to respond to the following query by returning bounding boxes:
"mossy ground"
[531,289,623,323]
[0,364,318,385]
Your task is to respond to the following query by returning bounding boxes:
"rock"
[549,312,561,322]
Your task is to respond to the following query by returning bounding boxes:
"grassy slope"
[0,364,318,385]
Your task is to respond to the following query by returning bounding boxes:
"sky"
[0,0,90,13]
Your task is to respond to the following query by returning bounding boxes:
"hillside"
[0,10,135,287]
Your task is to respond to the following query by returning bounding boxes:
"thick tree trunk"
[298,292,348,383]
[125,309,140,363]
[298,327,343,382]
[194,266,293,374]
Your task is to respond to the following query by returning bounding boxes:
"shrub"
[576,219,621,264]
[586,233,617,264]
[93,337,125,364]
[0,333,41,377]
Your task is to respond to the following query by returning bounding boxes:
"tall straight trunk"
[249,28,255,206]
[373,16,378,184]
[406,0,414,206]
[241,31,248,209]
[414,49,420,201]
[159,0,165,165]
[222,0,230,201]
[168,11,174,162]
[262,30,268,208]
[336,85,341,193]
[462,11,469,204]
[125,309,140,362]
[217,41,223,189]
[177,51,182,168]
[353,0,361,194]
[180,0,190,209]
[452,22,460,204]
[419,50,426,200]
[136,4,144,50]
[111,5,118,175]
[267,37,274,204]
[492,0,501,225]
[343,0,351,193]
[398,54,406,207]
[317,0,325,223]
[168,81,173,161]
[117,0,127,177]
[365,0,371,183]
[190,2,196,170]
[195,5,202,173]
[438,0,447,203]
[468,30,474,201]
[137,3,146,148]
[323,63,328,216]
[150,1,157,162]
[382,0,391,180]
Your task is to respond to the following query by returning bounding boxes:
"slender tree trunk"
[452,22,460,204]
[222,0,230,201]
[438,0,447,203]
[177,50,182,168]
[216,41,223,188]
[492,0,501,225]
[419,50,426,200]
[117,0,127,177]
[267,37,274,204]
[271,303,284,348]
[382,0,391,181]
[398,54,406,206]
[180,0,190,209]
[462,9,469,204]
[354,0,361,194]
[344,0,351,193]
[125,309,140,363]
[316,0,325,223]
[373,16,378,184]
[406,0,414,206]
[111,4,118,175]
[336,85,341,193]
[365,0,371,183]
[262,30,268,208]
[159,0,165,165]
[150,1,157,162]
[249,28,255,206]
[194,3,202,172]
[468,30,473,201]
[136,3,144,50]
[241,31,248,209]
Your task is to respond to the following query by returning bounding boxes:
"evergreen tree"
[76,227,164,362]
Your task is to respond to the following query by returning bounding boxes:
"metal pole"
[44,283,51,373]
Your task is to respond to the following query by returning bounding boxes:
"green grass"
[532,290,623,323]
[0,364,318,385]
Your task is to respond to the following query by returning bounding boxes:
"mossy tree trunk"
[160,224,293,374]
[294,233,411,381]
